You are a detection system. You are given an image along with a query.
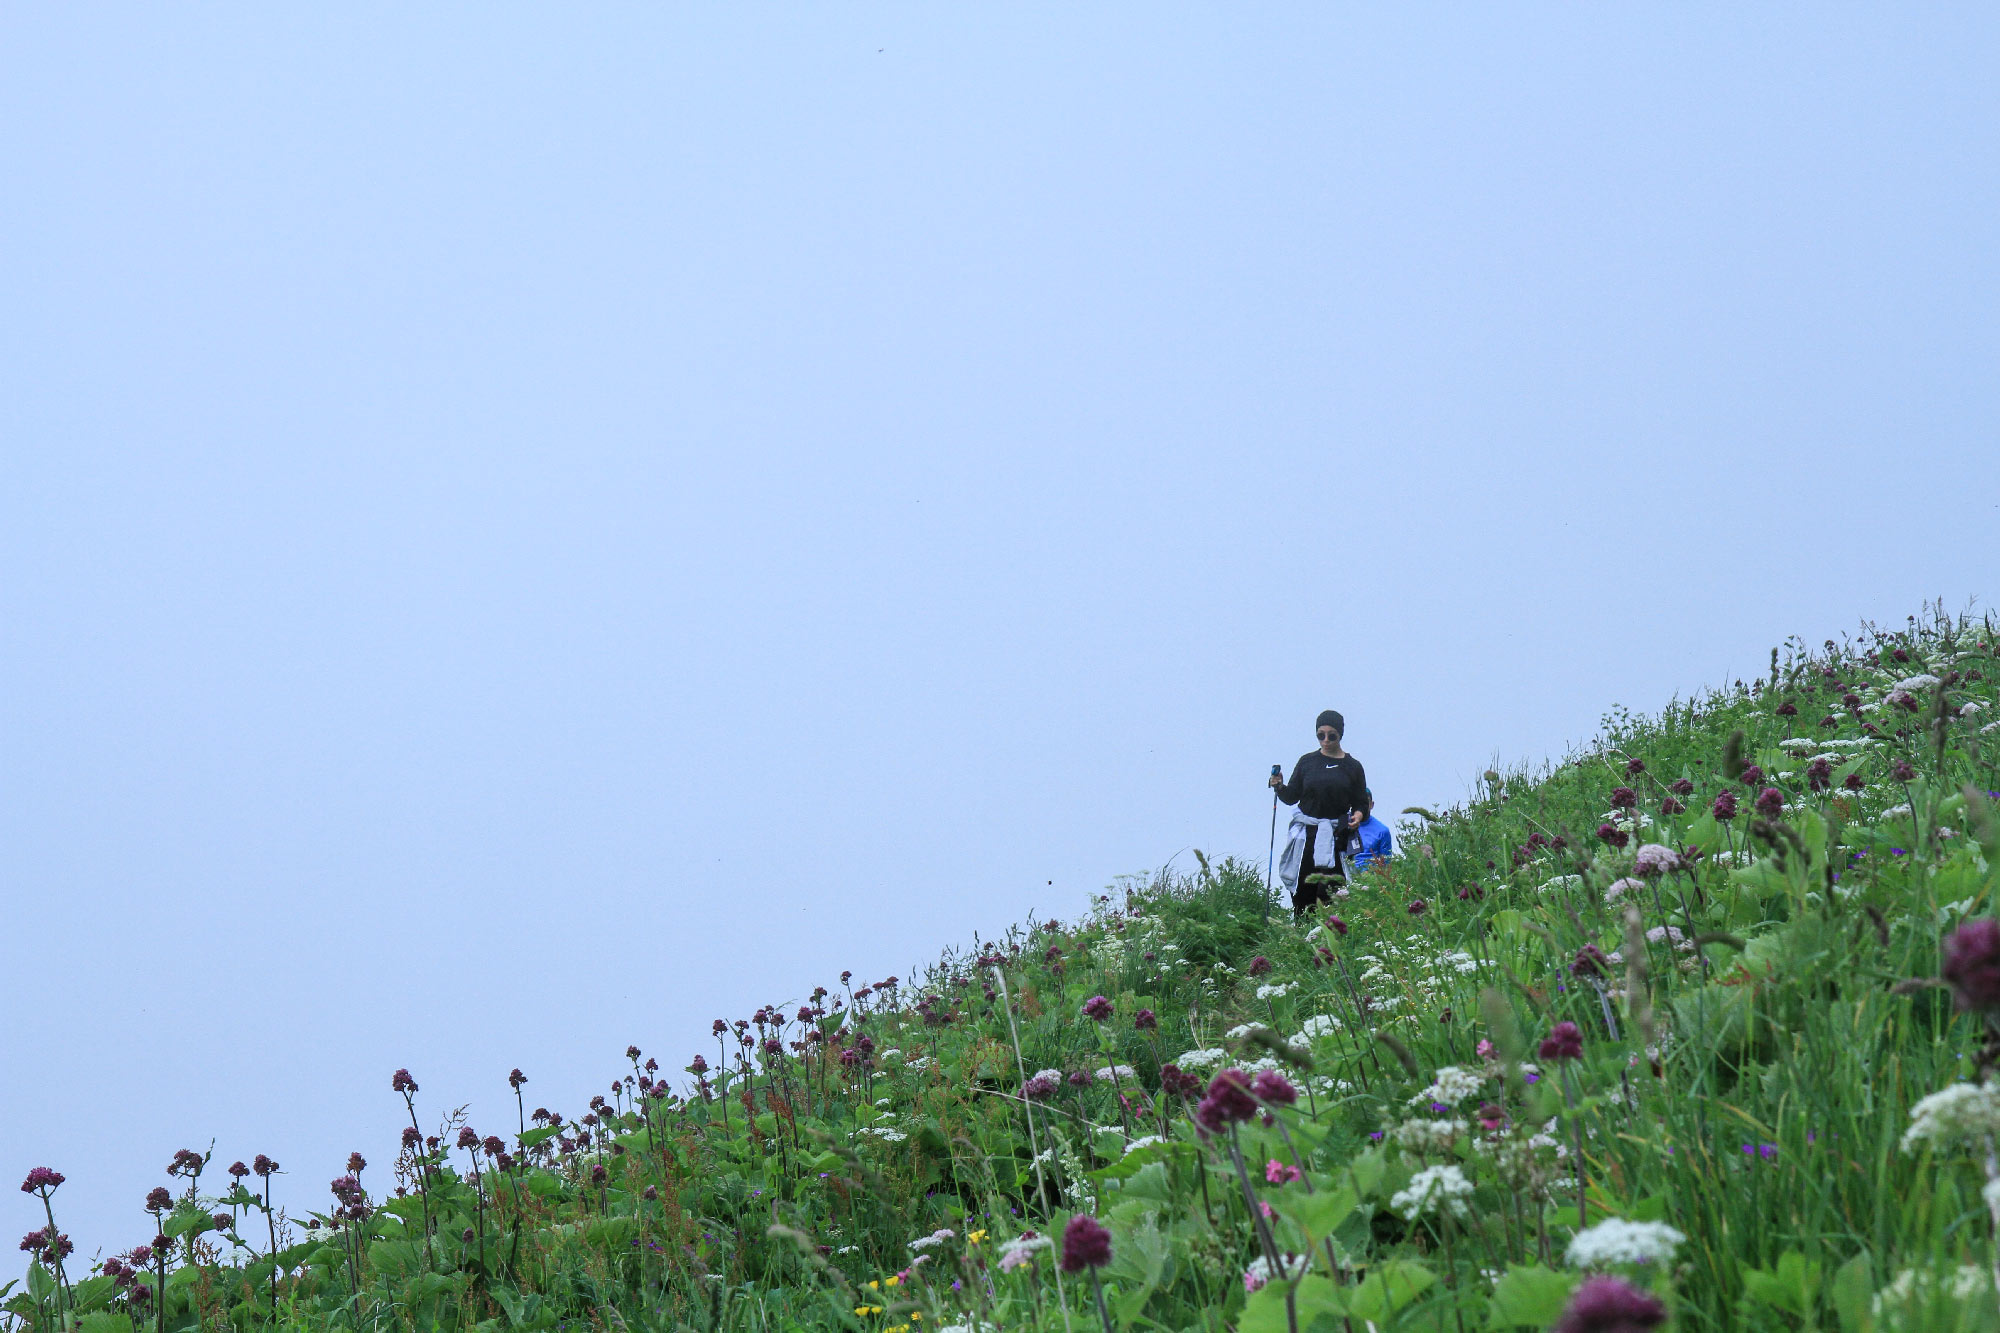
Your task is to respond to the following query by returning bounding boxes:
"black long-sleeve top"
[1277,751,1367,824]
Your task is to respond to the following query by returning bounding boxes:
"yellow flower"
[968,1230,988,1244]
[853,1306,883,1317]
[866,1281,880,1290]
[884,1275,902,1287]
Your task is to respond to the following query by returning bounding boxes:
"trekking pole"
[1265,765,1282,910]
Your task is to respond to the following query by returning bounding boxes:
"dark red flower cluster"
[1194,1070,1259,1133]
[1539,1021,1584,1062]
[1943,919,2000,1012]
[1059,1213,1113,1272]
[391,1069,418,1095]
[1553,1276,1666,1332]
[19,1168,64,1195]
[1082,994,1114,1021]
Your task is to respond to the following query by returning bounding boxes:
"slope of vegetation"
[12,607,2000,1333]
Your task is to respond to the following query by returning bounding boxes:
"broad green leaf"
[1280,1184,1357,1240]
[1831,1250,1874,1333]
[1347,1146,1387,1200]
[69,1275,117,1313]
[24,1263,53,1304]
[1348,1258,1435,1322]
[1486,1265,1577,1328]
[77,1313,128,1333]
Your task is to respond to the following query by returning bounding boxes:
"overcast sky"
[4,5,1995,1252]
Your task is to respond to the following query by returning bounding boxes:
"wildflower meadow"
[12,606,2000,1333]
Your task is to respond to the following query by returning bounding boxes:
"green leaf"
[24,1263,53,1304]
[1347,1146,1387,1200]
[1280,1185,1357,1240]
[163,1204,211,1238]
[1742,1249,1821,1316]
[1241,1274,1348,1333]
[1348,1258,1435,1322]
[77,1313,129,1333]
[1486,1266,1578,1328]
[69,1275,117,1313]
[1831,1250,1875,1333]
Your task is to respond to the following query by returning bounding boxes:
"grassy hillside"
[12,608,2000,1333]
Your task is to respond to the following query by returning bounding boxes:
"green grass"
[11,606,2000,1333]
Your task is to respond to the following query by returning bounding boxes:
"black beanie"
[1316,709,1343,735]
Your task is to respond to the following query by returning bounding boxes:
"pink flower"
[1264,1159,1303,1185]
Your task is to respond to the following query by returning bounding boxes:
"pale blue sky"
[4,5,1995,1251]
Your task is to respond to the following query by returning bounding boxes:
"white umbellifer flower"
[1298,1014,1341,1040]
[1242,1253,1307,1292]
[1646,925,1693,953]
[1410,1066,1485,1106]
[1094,1065,1137,1081]
[1540,874,1583,893]
[857,1126,907,1142]
[909,1228,956,1251]
[1984,720,2000,734]
[1122,1135,1165,1156]
[1873,1265,1992,1314]
[905,1056,934,1071]
[1434,950,1482,975]
[879,1050,903,1062]
[1390,1164,1473,1220]
[1883,803,1914,818]
[1901,1082,2000,1151]
[1564,1217,1686,1267]
[1255,982,1296,1000]
[1391,1118,1468,1152]
[1604,877,1645,905]
[875,1097,895,1107]
[1892,674,1943,693]
[1962,701,1986,716]
[997,1235,1052,1271]
[1225,1023,1262,1040]
[1778,738,1819,753]
[1175,1047,1228,1071]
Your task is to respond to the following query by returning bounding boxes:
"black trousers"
[1291,823,1345,919]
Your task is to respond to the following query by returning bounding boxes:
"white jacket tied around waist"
[1277,806,1344,894]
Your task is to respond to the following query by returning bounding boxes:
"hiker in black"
[1268,709,1367,917]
